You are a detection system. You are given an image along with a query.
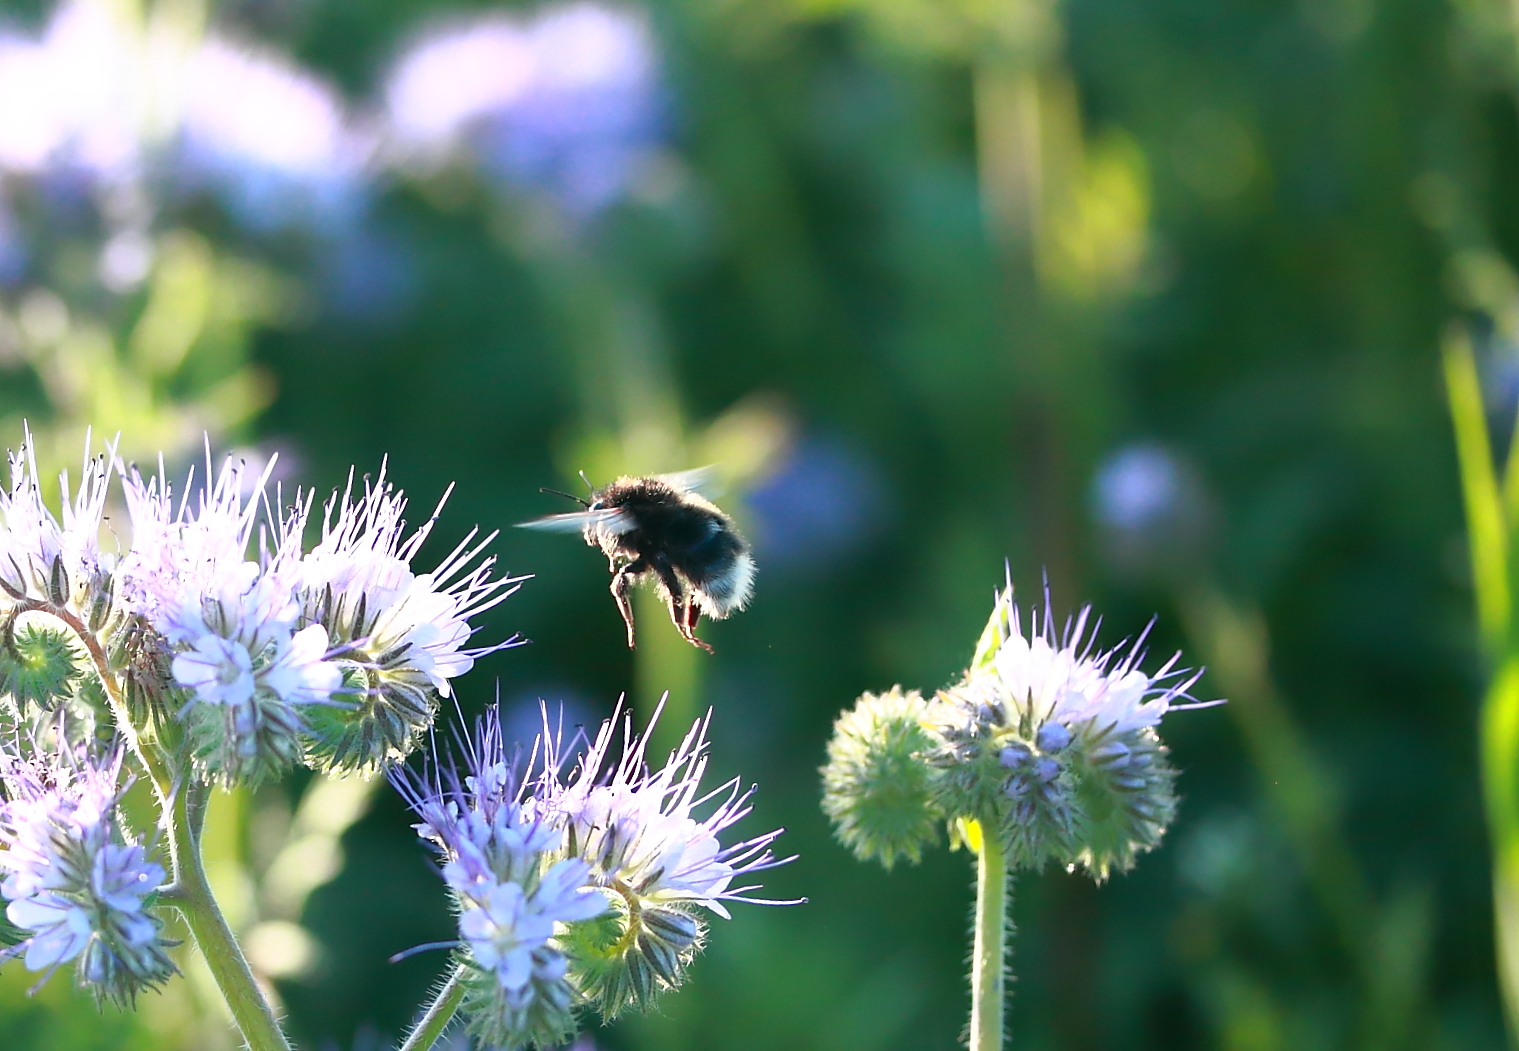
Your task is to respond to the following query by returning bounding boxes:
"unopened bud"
[1090,740,1131,768]
[822,687,941,869]
[999,744,1032,769]
[1035,721,1071,753]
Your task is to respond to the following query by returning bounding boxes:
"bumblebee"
[520,470,755,653]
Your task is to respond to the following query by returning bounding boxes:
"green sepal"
[0,908,24,949]
[969,588,1014,674]
[1063,725,1177,881]
[184,689,304,787]
[121,620,176,727]
[459,955,578,1051]
[302,665,437,773]
[0,619,84,712]
[562,895,703,1020]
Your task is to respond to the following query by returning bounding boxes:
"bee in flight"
[518,469,755,653]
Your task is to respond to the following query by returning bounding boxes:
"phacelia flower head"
[0,428,117,619]
[0,746,173,1004]
[392,706,607,1051]
[924,580,1216,877]
[117,451,342,784]
[292,462,525,772]
[540,700,796,1016]
[392,700,798,1048]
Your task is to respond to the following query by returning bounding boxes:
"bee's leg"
[683,600,710,651]
[611,557,647,649]
[653,559,713,653]
[682,610,714,654]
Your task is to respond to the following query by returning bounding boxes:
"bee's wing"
[656,465,723,499]
[516,508,637,535]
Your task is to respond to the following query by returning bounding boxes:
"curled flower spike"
[0,747,174,1004]
[391,707,608,1051]
[821,686,938,869]
[0,427,539,1051]
[117,452,342,783]
[391,701,799,1049]
[823,577,1221,879]
[924,581,1218,876]
[821,574,1222,1051]
[540,699,797,1017]
[291,462,526,771]
[0,620,85,714]
[0,427,117,614]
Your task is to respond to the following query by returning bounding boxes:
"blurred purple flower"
[746,436,887,571]
[385,2,666,217]
[0,2,139,180]
[1090,442,1212,578]
[175,38,370,233]
[0,2,369,235]
[1092,445,1184,535]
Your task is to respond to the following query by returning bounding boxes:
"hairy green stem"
[168,782,293,1051]
[971,832,1009,1051]
[399,964,468,1051]
[18,600,173,801]
[17,602,289,1048]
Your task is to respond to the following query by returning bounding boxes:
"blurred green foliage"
[0,0,1513,1046]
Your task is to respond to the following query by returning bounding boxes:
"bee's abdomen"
[681,524,746,579]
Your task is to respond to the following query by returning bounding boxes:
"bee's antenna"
[578,470,594,493]
[540,487,591,507]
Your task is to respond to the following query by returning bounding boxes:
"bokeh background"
[0,0,1505,1046]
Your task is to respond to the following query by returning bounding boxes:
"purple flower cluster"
[0,430,526,1006]
[392,702,795,1049]
[0,428,520,784]
[0,748,172,1002]
[109,447,522,781]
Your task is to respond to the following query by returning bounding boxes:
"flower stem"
[971,831,1009,1051]
[399,964,468,1051]
[168,782,292,1051]
[18,600,174,802]
[14,602,289,1047]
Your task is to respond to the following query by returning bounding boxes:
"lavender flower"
[384,3,666,218]
[392,707,606,1051]
[1090,442,1213,580]
[545,705,788,917]
[289,463,523,771]
[0,748,173,1003]
[0,428,116,614]
[0,1,367,234]
[538,702,794,1016]
[393,702,796,1046]
[924,583,1216,876]
[117,453,342,783]
[0,431,121,718]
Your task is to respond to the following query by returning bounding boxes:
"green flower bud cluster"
[823,584,1214,880]
[0,619,84,714]
[821,686,939,869]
